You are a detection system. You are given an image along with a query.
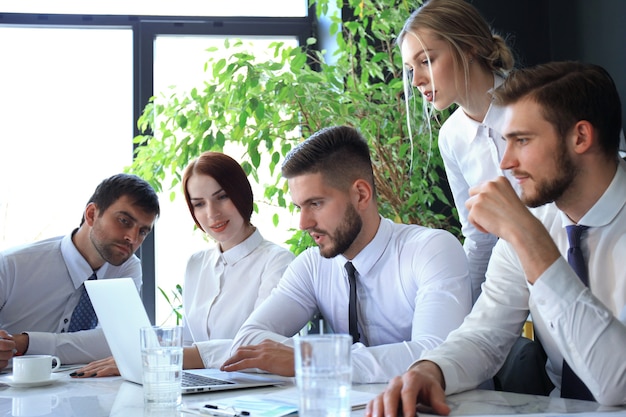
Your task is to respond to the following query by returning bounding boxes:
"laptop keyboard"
[182,372,235,387]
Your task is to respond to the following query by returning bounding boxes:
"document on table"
[184,386,377,417]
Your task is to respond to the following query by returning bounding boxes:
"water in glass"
[141,346,183,407]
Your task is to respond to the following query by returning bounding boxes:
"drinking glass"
[140,325,183,408]
[294,334,352,417]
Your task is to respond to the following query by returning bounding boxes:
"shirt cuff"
[194,339,232,369]
[530,258,587,322]
[22,332,56,356]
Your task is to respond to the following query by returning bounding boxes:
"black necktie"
[68,272,98,332]
[561,225,594,401]
[345,262,360,343]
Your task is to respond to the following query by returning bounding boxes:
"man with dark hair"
[367,62,626,415]
[221,125,472,383]
[0,173,160,368]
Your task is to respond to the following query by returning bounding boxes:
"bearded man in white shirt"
[0,174,159,369]
[220,125,472,383]
[367,61,626,415]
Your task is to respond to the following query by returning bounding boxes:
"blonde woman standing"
[398,0,516,303]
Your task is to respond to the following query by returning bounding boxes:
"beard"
[89,228,133,266]
[520,143,578,208]
[318,203,363,259]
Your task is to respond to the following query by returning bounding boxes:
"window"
[0,26,133,249]
[0,0,307,17]
[0,5,313,322]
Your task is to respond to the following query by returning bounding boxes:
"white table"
[0,369,624,417]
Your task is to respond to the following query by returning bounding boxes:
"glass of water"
[140,325,183,408]
[294,334,352,417]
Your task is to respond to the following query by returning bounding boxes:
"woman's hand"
[70,356,120,378]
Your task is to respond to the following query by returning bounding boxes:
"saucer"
[1,373,64,388]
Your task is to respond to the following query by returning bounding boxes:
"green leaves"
[158,284,183,326]
[127,0,459,256]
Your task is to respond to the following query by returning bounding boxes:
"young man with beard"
[0,173,159,369]
[367,61,626,415]
[220,125,472,383]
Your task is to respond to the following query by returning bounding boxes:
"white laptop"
[85,277,285,394]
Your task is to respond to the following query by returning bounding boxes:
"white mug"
[12,355,61,383]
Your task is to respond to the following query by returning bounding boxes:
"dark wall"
[548,0,626,135]
[470,0,626,135]
[469,0,551,67]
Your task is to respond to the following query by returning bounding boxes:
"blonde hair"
[397,0,515,169]
[398,0,514,81]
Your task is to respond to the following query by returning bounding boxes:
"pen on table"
[200,404,250,417]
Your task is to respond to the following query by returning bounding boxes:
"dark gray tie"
[68,272,98,332]
[345,262,360,343]
[560,225,594,401]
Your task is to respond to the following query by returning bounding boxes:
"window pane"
[153,35,298,325]
[0,26,133,250]
[0,0,308,17]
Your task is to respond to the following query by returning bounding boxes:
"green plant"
[158,284,183,325]
[128,0,458,256]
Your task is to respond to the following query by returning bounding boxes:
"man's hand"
[0,330,16,369]
[365,361,450,417]
[466,177,560,284]
[466,177,531,240]
[221,339,295,376]
[70,356,120,378]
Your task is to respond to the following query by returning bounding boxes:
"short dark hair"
[281,126,375,194]
[83,173,160,225]
[182,152,254,231]
[493,61,622,157]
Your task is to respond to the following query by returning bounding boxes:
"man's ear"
[83,202,98,227]
[351,179,373,210]
[571,120,594,154]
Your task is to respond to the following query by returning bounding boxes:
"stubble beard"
[89,228,132,267]
[318,204,363,259]
[521,144,578,208]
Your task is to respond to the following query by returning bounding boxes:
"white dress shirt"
[422,160,626,406]
[231,217,472,383]
[184,229,294,368]
[0,232,142,364]
[438,75,519,303]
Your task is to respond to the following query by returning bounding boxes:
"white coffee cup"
[12,355,61,383]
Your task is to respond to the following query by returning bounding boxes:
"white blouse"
[183,228,294,368]
[438,75,518,303]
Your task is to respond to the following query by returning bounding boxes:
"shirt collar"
[334,216,391,277]
[220,228,263,265]
[560,159,626,228]
[468,74,507,143]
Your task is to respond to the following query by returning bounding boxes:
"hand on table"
[70,356,120,378]
[365,361,450,417]
[221,339,295,376]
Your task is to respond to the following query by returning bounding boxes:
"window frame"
[0,10,316,322]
